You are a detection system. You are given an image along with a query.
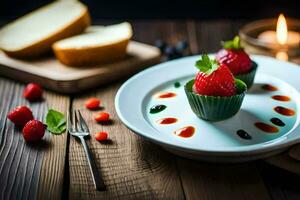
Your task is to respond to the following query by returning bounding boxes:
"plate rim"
[115,54,300,156]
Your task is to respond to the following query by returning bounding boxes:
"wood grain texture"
[195,20,237,53]
[36,92,69,200]
[177,159,270,200]
[69,83,184,199]
[0,77,69,200]
[1,20,300,200]
[0,41,160,94]
[172,20,272,200]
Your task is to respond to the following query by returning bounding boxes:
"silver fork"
[67,109,105,191]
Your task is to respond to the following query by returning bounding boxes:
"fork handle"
[79,136,106,190]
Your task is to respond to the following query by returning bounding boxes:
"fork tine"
[78,110,89,132]
[74,110,81,132]
[67,111,73,132]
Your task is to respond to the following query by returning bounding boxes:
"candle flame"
[276,14,288,45]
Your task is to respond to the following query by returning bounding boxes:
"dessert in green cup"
[216,36,258,89]
[184,55,247,121]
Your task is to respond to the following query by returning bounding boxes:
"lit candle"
[258,14,300,47]
[275,51,288,61]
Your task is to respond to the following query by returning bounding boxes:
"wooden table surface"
[1,20,300,200]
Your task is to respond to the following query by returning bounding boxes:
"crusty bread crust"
[53,39,130,66]
[2,10,90,58]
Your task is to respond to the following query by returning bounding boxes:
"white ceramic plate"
[115,55,300,162]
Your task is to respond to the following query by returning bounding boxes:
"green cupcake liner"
[184,79,247,121]
[235,61,258,89]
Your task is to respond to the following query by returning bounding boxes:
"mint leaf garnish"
[221,36,243,50]
[195,54,219,75]
[46,109,66,135]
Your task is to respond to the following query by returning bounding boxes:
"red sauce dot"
[271,95,291,102]
[156,92,177,99]
[262,84,278,91]
[274,106,295,116]
[157,117,178,125]
[255,122,279,133]
[174,126,195,138]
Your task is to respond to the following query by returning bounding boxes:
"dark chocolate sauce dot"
[270,117,285,127]
[236,129,252,140]
[150,104,167,114]
[174,82,181,88]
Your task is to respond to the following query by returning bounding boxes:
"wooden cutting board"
[0,41,161,94]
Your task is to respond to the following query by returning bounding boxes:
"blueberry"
[176,40,188,53]
[164,46,175,55]
[155,39,167,52]
[164,46,182,60]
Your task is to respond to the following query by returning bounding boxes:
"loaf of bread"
[52,22,132,66]
[0,0,90,58]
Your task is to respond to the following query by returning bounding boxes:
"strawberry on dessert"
[194,55,236,96]
[184,54,247,121]
[216,36,258,88]
[7,105,34,127]
[23,83,43,101]
[22,120,46,142]
[216,36,252,75]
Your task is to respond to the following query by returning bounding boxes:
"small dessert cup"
[184,79,247,121]
[235,61,257,89]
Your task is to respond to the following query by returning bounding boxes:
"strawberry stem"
[221,36,243,50]
[195,54,219,75]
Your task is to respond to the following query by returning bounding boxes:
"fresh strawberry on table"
[94,112,110,123]
[7,105,34,127]
[95,131,108,141]
[194,54,236,97]
[85,97,101,110]
[216,36,252,75]
[22,120,46,142]
[23,83,43,101]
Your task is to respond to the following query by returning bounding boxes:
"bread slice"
[0,0,90,58]
[52,22,132,66]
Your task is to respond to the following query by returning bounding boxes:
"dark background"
[0,0,300,21]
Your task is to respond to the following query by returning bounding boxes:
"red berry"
[85,98,101,110]
[7,105,34,127]
[94,112,110,122]
[22,120,46,142]
[95,131,108,141]
[216,36,252,75]
[216,49,252,75]
[194,55,236,97]
[23,83,43,101]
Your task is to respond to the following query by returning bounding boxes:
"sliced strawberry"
[95,131,108,141]
[7,105,34,127]
[23,83,43,101]
[216,36,252,75]
[94,112,110,123]
[85,98,101,110]
[22,120,46,142]
[194,54,236,97]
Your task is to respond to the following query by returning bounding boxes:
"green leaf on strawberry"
[46,109,66,135]
[221,36,243,50]
[195,54,219,75]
